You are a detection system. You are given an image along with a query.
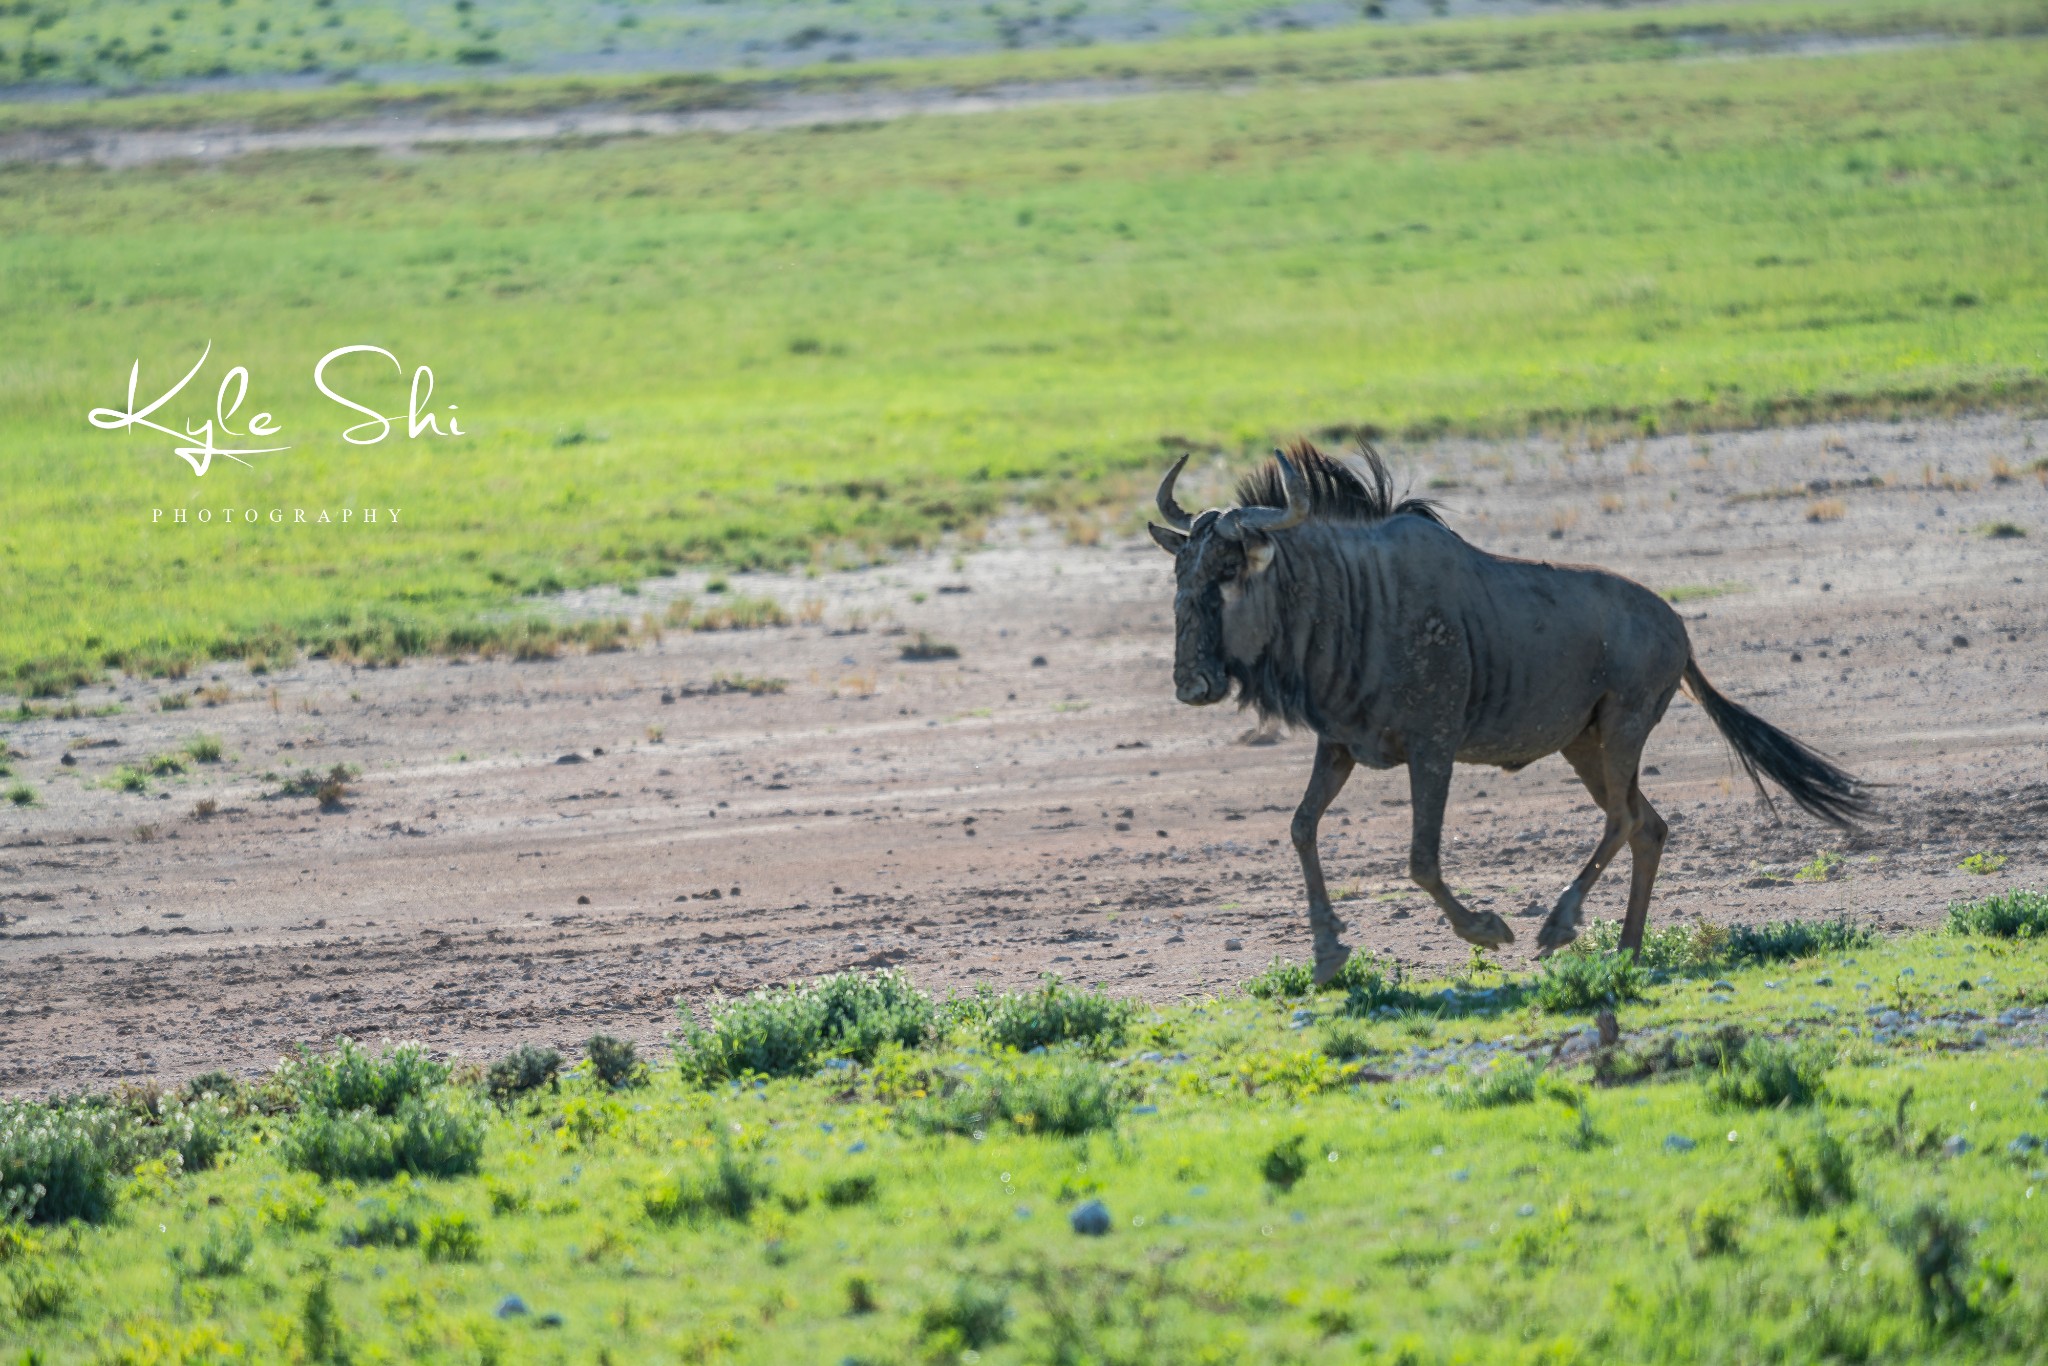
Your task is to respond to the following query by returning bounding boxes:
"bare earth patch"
[1,413,2043,1092]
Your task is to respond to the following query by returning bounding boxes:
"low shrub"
[1567,919,1724,974]
[1768,1128,1855,1215]
[917,1280,1010,1353]
[1260,1134,1310,1191]
[981,976,1138,1054]
[1723,916,1874,965]
[1315,1017,1378,1061]
[1686,1199,1742,1258]
[1890,1202,1985,1327]
[160,1096,237,1173]
[421,1210,482,1263]
[813,972,936,1062]
[1707,1036,1833,1110]
[0,1103,126,1225]
[279,1094,487,1182]
[337,1195,421,1249]
[6,1260,75,1321]
[1532,954,1648,1012]
[934,985,998,1034]
[900,1060,1129,1139]
[486,1045,561,1104]
[180,1071,243,1106]
[283,1038,448,1117]
[1247,952,1412,1001]
[1245,957,1316,1000]
[643,1145,770,1225]
[674,970,936,1084]
[1946,888,2048,939]
[822,1173,878,1208]
[255,1175,326,1232]
[185,1217,255,1277]
[584,1034,646,1090]
[1337,956,1419,1016]
[1436,1056,1542,1109]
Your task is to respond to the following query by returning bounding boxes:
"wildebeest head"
[1148,451,1308,706]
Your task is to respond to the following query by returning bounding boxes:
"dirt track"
[3,415,2044,1094]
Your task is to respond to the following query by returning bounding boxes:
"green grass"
[2,0,2038,123]
[3,11,2046,693]
[8,925,2048,1361]
[1949,888,2048,938]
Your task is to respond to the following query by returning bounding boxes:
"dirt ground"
[3,414,2044,1094]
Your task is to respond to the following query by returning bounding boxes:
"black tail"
[1682,658,1872,829]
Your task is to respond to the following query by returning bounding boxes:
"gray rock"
[495,1295,529,1319]
[1070,1199,1112,1236]
[1942,1135,1970,1158]
[1664,1135,1697,1153]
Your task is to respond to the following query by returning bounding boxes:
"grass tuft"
[980,976,1139,1054]
[1947,888,2048,938]
[1532,954,1649,1012]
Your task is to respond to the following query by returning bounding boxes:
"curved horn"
[1225,450,1309,536]
[1154,453,1194,531]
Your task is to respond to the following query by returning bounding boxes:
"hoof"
[1532,915,1580,960]
[1312,941,1353,987]
[1451,910,1515,951]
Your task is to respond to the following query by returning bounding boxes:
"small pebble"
[1070,1200,1112,1237]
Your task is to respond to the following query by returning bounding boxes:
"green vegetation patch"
[3,20,2045,694]
[8,924,2048,1360]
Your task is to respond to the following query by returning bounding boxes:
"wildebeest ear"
[1147,522,1187,554]
[1243,539,1276,576]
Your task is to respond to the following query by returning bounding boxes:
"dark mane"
[1234,439,1444,527]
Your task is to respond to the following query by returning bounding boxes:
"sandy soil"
[3,414,2045,1094]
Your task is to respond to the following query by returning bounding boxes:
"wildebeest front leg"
[1406,749,1514,950]
[1293,740,1357,986]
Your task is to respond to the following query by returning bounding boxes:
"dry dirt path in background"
[2,413,2044,1093]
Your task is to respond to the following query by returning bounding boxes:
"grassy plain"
[6,900,2048,1362]
[0,0,2040,132]
[1,15,2044,693]
[3,0,2038,97]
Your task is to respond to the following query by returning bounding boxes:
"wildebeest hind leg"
[1535,725,1646,958]
[1406,749,1514,951]
[1617,781,1669,954]
[1293,740,1358,985]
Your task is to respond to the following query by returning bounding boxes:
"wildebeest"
[1150,441,1869,984]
